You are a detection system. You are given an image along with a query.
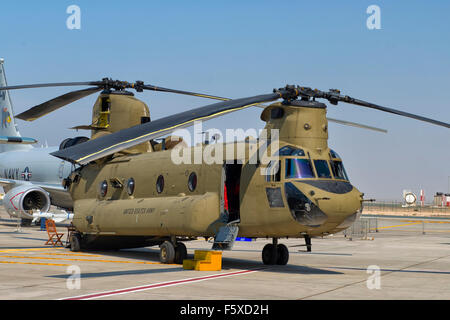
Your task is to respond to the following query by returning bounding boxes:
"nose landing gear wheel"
[160,241,175,264]
[262,243,289,265]
[276,244,289,265]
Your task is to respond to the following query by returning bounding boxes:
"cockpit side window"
[313,160,332,179]
[277,146,305,157]
[265,160,281,182]
[330,149,341,159]
[330,160,349,180]
[285,159,315,179]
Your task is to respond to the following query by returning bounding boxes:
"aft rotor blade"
[142,84,229,101]
[327,117,387,133]
[16,87,102,121]
[51,92,282,165]
[0,81,101,91]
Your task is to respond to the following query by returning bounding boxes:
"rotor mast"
[261,100,329,151]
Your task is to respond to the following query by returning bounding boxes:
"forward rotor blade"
[327,117,387,133]
[51,92,282,164]
[16,87,102,121]
[302,88,450,129]
[164,91,389,133]
[349,97,450,129]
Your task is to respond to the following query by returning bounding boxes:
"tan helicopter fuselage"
[66,94,363,246]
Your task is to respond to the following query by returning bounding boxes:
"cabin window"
[99,180,108,197]
[127,178,135,195]
[265,187,285,208]
[156,175,164,193]
[313,160,332,179]
[330,160,349,180]
[285,159,315,179]
[277,146,305,156]
[188,172,197,192]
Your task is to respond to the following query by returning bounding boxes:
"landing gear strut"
[262,238,289,265]
[304,235,312,252]
[70,233,82,252]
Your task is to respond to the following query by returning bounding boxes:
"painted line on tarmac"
[371,229,450,233]
[0,260,70,267]
[375,222,422,230]
[37,252,104,257]
[0,248,65,253]
[0,254,175,265]
[61,268,263,300]
[400,220,450,224]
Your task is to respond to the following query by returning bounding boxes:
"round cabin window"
[188,172,197,192]
[156,175,164,193]
[127,178,135,195]
[99,180,108,197]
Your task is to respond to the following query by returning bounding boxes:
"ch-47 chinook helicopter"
[2,78,449,265]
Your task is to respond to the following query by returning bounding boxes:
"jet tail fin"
[0,59,33,152]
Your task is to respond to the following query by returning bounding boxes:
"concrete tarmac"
[0,211,450,300]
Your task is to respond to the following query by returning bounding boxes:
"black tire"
[262,244,277,265]
[276,244,289,265]
[70,233,81,252]
[160,241,175,264]
[174,242,187,264]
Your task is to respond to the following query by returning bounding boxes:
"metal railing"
[343,215,450,240]
[363,201,450,215]
[343,219,370,240]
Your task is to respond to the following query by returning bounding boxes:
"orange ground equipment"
[183,250,222,271]
[45,219,65,247]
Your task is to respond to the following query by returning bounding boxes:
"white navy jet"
[0,59,83,224]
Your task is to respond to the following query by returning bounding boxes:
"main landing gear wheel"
[160,241,175,264]
[262,243,289,265]
[174,242,187,264]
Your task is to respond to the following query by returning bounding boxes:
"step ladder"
[183,250,222,271]
[212,222,239,251]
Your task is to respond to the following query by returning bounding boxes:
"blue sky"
[1,0,449,201]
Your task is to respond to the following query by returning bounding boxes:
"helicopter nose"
[284,182,328,227]
[285,181,362,228]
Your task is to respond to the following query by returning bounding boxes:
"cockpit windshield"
[330,160,349,180]
[277,146,305,156]
[313,160,332,179]
[285,159,315,179]
[279,147,349,181]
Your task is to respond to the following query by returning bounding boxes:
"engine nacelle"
[59,136,89,150]
[3,185,51,219]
